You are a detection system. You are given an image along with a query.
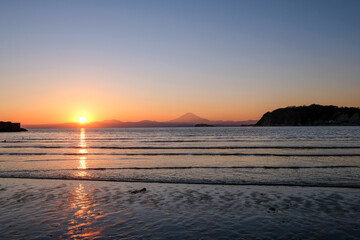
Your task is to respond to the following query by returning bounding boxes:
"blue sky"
[1,0,359,123]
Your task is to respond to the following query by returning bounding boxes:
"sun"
[79,116,87,123]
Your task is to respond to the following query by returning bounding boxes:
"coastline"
[1,176,360,189]
[1,178,359,239]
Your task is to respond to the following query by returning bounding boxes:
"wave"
[1,145,360,149]
[0,175,358,188]
[2,165,359,172]
[5,139,354,143]
[0,153,48,155]
[23,157,146,162]
[1,152,360,157]
[69,165,360,170]
[18,137,137,141]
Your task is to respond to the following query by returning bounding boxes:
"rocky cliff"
[0,121,27,132]
[256,104,360,126]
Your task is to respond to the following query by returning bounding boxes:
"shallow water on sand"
[0,178,359,239]
[0,127,360,187]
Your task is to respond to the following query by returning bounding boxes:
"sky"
[0,0,359,124]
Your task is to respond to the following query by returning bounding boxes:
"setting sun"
[79,116,87,123]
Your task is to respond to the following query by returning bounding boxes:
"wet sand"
[0,178,359,239]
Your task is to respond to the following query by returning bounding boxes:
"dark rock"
[269,207,276,211]
[194,123,214,127]
[130,188,147,194]
[0,121,27,132]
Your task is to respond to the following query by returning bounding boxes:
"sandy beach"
[0,178,359,239]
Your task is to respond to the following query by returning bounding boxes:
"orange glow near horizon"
[2,96,360,125]
[2,76,359,125]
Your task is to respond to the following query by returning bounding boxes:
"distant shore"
[0,121,27,132]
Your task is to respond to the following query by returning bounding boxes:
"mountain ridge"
[23,113,257,129]
[168,112,211,124]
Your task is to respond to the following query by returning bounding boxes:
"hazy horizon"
[1,0,360,124]
[21,112,258,127]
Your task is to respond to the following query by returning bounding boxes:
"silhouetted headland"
[256,104,360,126]
[0,121,27,132]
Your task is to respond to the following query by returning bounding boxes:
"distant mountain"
[256,104,360,126]
[168,112,211,124]
[89,119,123,128]
[24,113,257,129]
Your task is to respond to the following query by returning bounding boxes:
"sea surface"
[0,127,360,187]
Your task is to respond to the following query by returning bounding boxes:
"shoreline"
[1,176,360,189]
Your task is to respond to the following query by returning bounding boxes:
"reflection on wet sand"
[77,128,88,178]
[62,183,104,239]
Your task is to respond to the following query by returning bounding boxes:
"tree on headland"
[256,104,360,126]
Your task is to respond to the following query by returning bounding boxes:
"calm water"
[0,127,360,187]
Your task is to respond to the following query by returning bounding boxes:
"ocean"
[1,127,360,239]
[1,127,359,187]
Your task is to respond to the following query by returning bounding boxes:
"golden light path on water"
[60,128,104,239]
[77,128,88,177]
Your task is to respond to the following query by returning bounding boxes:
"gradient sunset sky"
[1,0,359,124]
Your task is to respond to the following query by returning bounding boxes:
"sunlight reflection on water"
[79,128,86,148]
[63,183,104,239]
[77,128,88,177]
